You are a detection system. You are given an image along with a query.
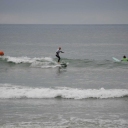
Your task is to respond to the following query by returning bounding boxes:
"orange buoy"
[0,51,4,56]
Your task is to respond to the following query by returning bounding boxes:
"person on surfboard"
[121,55,128,61]
[56,47,64,63]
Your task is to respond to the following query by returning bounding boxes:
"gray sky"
[0,0,128,24]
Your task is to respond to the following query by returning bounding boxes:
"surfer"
[121,55,128,61]
[56,47,64,63]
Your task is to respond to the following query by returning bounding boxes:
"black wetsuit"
[56,49,64,62]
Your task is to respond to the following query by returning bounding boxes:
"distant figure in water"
[121,55,128,61]
[56,47,64,63]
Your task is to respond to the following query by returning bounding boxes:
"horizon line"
[0,23,128,25]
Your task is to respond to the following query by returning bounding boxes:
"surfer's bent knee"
[56,55,60,62]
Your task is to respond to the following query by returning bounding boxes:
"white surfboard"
[112,57,121,62]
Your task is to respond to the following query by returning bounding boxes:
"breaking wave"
[0,56,60,68]
[0,56,128,69]
[0,84,128,99]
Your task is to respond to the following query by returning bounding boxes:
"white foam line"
[0,84,128,99]
[1,56,54,64]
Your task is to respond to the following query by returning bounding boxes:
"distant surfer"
[56,47,64,63]
[121,55,128,61]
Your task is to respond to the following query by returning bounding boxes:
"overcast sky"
[0,0,128,24]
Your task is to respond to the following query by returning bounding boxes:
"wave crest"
[0,84,128,99]
[0,56,59,68]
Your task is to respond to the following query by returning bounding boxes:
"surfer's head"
[123,55,126,58]
[59,47,61,50]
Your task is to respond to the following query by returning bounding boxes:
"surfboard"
[60,62,67,67]
[112,57,121,62]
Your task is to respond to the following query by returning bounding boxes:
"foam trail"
[0,56,53,64]
[0,84,128,99]
[0,56,59,68]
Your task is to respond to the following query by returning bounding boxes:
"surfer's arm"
[56,50,64,54]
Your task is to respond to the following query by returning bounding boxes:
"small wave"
[0,84,128,99]
[0,56,53,64]
[0,56,59,68]
[62,58,128,69]
[1,56,128,69]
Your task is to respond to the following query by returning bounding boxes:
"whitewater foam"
[0,56,53,63]
[0,56,59,68]
[0,84,128,99]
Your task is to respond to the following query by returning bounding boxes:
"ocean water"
[0,24,128,128]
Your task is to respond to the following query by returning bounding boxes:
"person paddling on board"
[56,47,64,63]
[121,55,128,61]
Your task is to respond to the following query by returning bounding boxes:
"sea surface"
[0,24,128,128]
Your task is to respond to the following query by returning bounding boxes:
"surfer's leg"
[56,55,60,63]
[58,56,60,62]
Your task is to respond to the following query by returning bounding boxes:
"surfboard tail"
[112,57,121,62]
